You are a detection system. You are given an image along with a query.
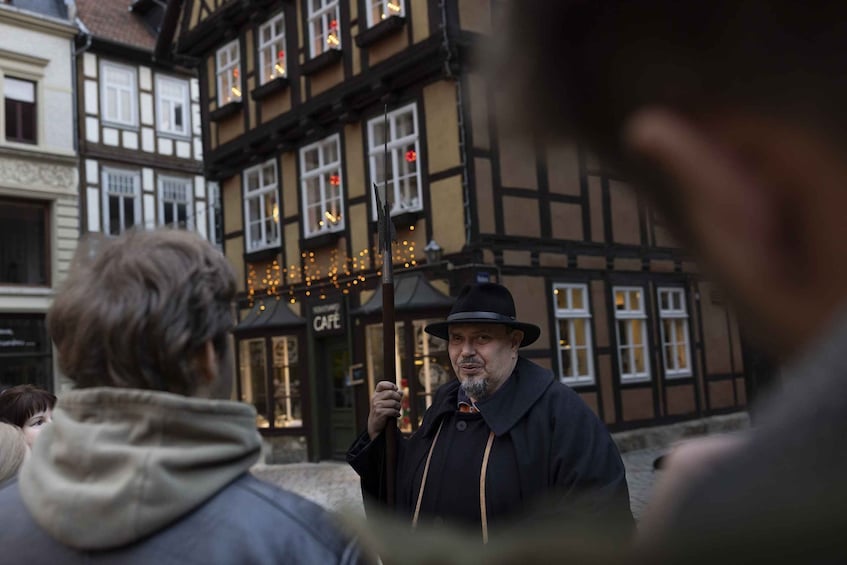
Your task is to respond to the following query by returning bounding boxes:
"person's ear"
[196,341,219,386]
[511,330,524,350]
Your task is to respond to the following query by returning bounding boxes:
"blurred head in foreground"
[498,0,847,360]
[0,385,56,447]
[0,422,28,484]
[48,229,236,398]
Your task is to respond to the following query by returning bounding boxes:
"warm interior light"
[272,204,279,222]
[325,211,340,224]
[231,86,242,97]
[388,1,401,13]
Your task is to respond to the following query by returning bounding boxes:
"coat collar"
[419,357,554,438]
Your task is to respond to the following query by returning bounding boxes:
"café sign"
[311,301,345,336]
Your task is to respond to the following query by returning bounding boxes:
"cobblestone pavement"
[252,445,667,520]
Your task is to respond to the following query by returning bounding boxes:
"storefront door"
[324,338,355,459]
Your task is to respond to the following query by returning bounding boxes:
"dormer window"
[367,0,404,26]
[259,13,287,84]
[216,41,241,106]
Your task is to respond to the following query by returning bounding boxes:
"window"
[216,41,241,106]
[238,336,302,429]
[155,76,190,136]
[243,160,280,252]
[0,315,53,392]
[368,103,421,218]
[102,169,140,236]
[553,284,595,385]
[101,62,137,127]
[367,0,404,26]
[208,181,223,250]
[613,286,651,382]
[300,134,344,237]
[308,0,341,58]
[4,77,36,144]
[258,13,287,84]
[158,176,192,229]
[657,287,692,377]
[0,199,47,285]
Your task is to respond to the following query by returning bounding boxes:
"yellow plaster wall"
[310,63,345,97]
[412,0,431,43]
[218,114,245,145]
[260,89,293,122]
[222,175,242,234]
[458,0,492,34]
[429,176,465,254]
[284,223,301,283]
[368,30,408,66]
[502,195,540,238]
[228,235,246,292]
[282,152,298,218]
[424,81,460,173]
[349,202,369,264]
[345,123,365,199]
[547,143,581,196]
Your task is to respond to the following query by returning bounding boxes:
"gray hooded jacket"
[0,388,363,564]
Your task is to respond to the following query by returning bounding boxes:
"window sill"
[209,101,243,123]
[155,130,192,141]
[372,209,424,231]
[301,49,342,76]
[244,246,280,263]
[300,230,341,250]
[100,121,140,131]
[355,16,406,48]
[252,76,290,101]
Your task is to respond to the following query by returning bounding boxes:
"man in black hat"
[347,283,633,541]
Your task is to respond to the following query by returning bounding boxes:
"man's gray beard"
[461,378,489,401]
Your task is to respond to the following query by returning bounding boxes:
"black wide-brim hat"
[425,283,541,347]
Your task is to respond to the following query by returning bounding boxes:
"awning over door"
[233,297,306,334]
[353,272,453,315]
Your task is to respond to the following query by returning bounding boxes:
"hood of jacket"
[18,387,262,550]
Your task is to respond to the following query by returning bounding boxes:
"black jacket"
[348,357,633,531]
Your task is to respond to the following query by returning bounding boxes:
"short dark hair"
[0,385,56,428]
[499,1,847,168]
[47,229,236,396]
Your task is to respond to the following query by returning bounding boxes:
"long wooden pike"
[374,103,398,506]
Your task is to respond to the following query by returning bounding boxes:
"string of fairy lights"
[246,228,420,306]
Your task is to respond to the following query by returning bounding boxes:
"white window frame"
[216,40,242,106]
[258,12,287,85]
[366,0,405,26]
[207,181,223,250]
[102,168,141,235]
[243,159,280,252]
[300,134,345,238]
[553,283,595,386]
[613,286,651,382]
[155,75,190,137]
[367,103,422,219]
[100,62,138,127]
[158,175,193,229]
[308,0,341,59]
[657,287,693,378]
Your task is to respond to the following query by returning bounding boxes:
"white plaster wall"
[0,18,76,154]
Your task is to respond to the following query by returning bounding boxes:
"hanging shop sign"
[311,301,345,336]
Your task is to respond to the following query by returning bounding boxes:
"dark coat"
[348,357,633,531]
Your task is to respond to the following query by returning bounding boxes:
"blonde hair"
[0,422,28,483]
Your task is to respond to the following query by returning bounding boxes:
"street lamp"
[424,239,442,264]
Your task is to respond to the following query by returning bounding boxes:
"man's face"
[448,324,522,400]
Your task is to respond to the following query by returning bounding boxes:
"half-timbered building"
[161,0,748,462]
[74,0,220,246]
[0,0,78,393]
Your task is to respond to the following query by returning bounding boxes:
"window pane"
[323,140,339,164]
[303,148,320,171]
[124,197,135,229]
[4,78,35,102]
[615,291,626,310]
[571,288,584,310]
[573,318,587,346]
[559,347,572,377]
[272,336,302,427]
[240,339,269,428]
[164,203,174,226]
[0,201,47,285]
[576,348,589,377]
[629,290,641,310]
[109,196,121,235]
[554,288,567,310]
[676,342,689,371]
[396,110,414,138]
